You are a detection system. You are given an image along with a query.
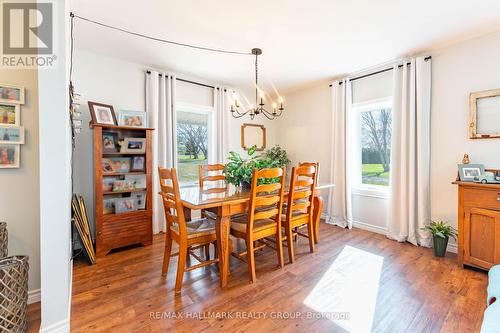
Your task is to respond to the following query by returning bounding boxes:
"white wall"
[0,68,40,298]
[72,49,279,237]
[279,30,500,240]
[431,30,500,248]
[39,0,72,331]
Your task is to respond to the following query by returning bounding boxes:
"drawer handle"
[497,198,500,201]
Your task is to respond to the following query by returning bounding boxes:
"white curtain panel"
[146,71,176,234]
[388,57,432,246]
[214,86,231,163]
[328,79,353,228]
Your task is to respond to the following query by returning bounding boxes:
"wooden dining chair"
[283,163,317,263]
[158,167,219,294]
[198,164,226,189]
[299,162,321,243]
[230,167,286,282]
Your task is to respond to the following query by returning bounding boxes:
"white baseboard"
[447,242,458,254]
[352,220,388,235]
[28,288,40,304]
[40,319,70,333]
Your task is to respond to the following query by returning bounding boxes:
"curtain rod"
[329,56,432,86]
[145,71,218,90]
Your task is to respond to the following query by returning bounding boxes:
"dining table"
[179,183,334,288]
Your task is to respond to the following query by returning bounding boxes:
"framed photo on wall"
[0,103,20,126]
[0,126,24,144]
[88,102,117,125]
[0,144,20,168]
[0,84,25,104]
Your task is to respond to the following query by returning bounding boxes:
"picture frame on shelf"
[0,84,25,104]
[112,157,131,173]
[0,103,20,126]
[131,156,145,171]
[102,158,115,173]
[0,144,20,168]
[125,174,146,189]
[88,101,117,126]
[112,180,135,192]
[120,138,146,153]
[102,177,118,192]
[103,197,118,214]
[118,110,147,128]
[0,126,24,144]
[132,191,146,210]
[458,164,485,182]
[102,132,118,152]
[114,197,136,214]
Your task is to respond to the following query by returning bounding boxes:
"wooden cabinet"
[456,181,500,270]
[92,124,153,258]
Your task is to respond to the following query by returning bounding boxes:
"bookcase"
[91,124,153,257]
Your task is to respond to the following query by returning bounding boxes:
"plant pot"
[432,235,449,257]
[241,181,251,191]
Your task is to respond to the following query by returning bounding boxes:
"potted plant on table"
[223,145,290,190]
[423,220,458,257]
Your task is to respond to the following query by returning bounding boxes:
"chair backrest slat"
[199,164,226,189]
[286,162,318,221]
[158,167,187,237]
[247,167,286,234]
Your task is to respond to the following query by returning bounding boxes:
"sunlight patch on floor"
[304,245,384,333]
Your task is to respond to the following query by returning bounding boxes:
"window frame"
[174,101,216,187]
[350,97,393,197]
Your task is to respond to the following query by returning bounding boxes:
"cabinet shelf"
[103,172,145,177]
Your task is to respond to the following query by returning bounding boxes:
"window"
[175,103,215,186]
[351,99,392,190]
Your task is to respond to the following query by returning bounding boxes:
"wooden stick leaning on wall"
[72,194,96,264]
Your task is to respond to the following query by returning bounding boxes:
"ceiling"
[71,0,500,94]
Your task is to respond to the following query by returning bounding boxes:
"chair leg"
[175,243,188,294]
[307,222,315,253]
[161,234,173,276]
[276,227,284,268]
[286,224,294,264]
[204,244,210,260]
[246,238,256,283]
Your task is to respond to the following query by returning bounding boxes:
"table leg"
[313,195,324,244]
[216,204,231,288]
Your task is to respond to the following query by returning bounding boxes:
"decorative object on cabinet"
[454,170,500,270]
[120,137,146,153]
[241,123,266,151]
[0,126,24,144]
[469,89,500,139]
[423,220,458,257]
[91,124,153,257]
[462,153,470,164]
[0,104,20,126]
[118,110,148,128]
[474,171,500,184]
[0,144,19,168]
[0,84,24,104]
[458,163,485,182]
[88,101,117,126]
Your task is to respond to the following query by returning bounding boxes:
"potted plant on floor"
[423,220,458,257]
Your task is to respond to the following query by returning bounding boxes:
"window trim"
[350,97,392,195]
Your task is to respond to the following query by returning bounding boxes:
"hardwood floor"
[69,223,488,332]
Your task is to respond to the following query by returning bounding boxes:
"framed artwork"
[114,198,136,214]
[0,103,20,126]
[118,110,147,128]
[132,191,146,210]
[112,180,135,192]
[102,132,118,152]
[0,144,20,168]
[120,138,146,153]
[102,158,115,173]
[0,126,24,144]
[111,157,131,173]
[102,177,118,192]
[0,84,25,104]
[88,102,117,125]
[131,156,145,171]
[458,164,485,182]
[125,174,146,189]
[470,89,500,139]
[241,123,266,151]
